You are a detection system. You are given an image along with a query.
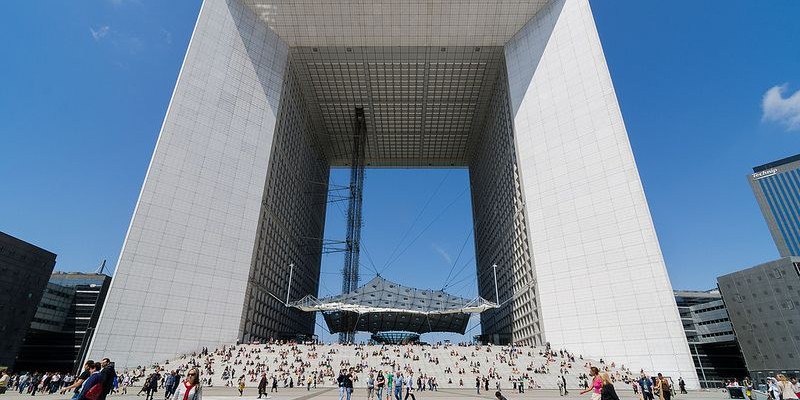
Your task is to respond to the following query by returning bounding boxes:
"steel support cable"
[360,245,381,277]
[381,186,469,271]
[442,255,477,291]
[441,229,473,290]
[377,170,452,274]
[440,191,530,294]
[448,276,479,301]
[462,315,483,336]
[359,260,379,277]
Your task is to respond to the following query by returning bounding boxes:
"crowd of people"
[10,340,794,400]
[138,340,636,392]
[722,375,800,400]
[0,358,201,400]
[0,340,637,398]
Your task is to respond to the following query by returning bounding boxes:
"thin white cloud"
[90,26,110,41]
[432,244,452,265]
[161,29,173,45]
[762,84,800,131]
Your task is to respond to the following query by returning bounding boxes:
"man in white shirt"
[403,372,415,400]
[50,373,61,394]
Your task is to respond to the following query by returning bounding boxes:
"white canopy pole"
[286,263,294,306]
[493,264,499,305]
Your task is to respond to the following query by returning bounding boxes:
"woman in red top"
[172,368,201,400]
[580,367,602,400]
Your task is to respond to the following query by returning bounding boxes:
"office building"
[748,154,800,257]
[674,290,747,387]
[0,231,57,369]
[87,0,698,385]
[717,257,800,381]
[16,272,111,372]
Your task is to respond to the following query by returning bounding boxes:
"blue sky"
[1,1,799,341]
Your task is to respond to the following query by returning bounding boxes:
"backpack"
[85,382,103,400]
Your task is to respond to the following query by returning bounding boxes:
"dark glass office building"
[749,154,800,257]
[674,290,747,388]
[0,231,57,369]
[15,272,111,372]
[717,257,800,382]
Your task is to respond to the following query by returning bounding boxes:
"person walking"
[778,374,799,399]
[257,374,267,399]
[138,374,151,397]
[270,376,278,393]
[599,373,620,400]
[403,372,415,400]
[237,376,245,397]
[393,371,403,400]
[655,373,672,400]
[678,378,686,394]
[767,377,781,400]
[0,371,9,395]
[164,372,176,400]
[77,363,102,400]
[344,370,354,400]
[386,372,393,400]
[375,371,385,400]
[638,373,654,400]
[170,368,201,400]
[146,371,161,400]
[337,370,353,400]
[121,375,131,396]
[367,373,375,400]
[790,376,800,399]
[558,375,569,396]
[98,359,117,400]
[476,377,481,395]
[62,361,93,400]
[28,373,41,396]
[17,372,29,394]
[579,367,602,400]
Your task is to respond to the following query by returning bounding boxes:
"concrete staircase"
[143,343,636,391]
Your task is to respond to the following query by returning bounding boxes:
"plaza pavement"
[0,388,732,400]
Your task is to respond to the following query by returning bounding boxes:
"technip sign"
[752,168,778,180]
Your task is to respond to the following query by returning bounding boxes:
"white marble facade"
[87,0,289,368]
[505,0,697,386]
[90,0,699,386]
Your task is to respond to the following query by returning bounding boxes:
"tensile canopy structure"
[288,276,498,334]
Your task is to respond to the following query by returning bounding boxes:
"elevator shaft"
[339,107,367,344]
